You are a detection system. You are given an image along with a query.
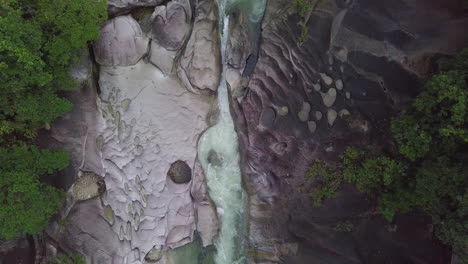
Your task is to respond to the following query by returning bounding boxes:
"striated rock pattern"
[94,15,149,66]
[230,0,468,263]
[177,0,221,93]
[44,1,221,262]
[96,60,211,260]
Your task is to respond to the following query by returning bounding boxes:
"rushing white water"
[196,1,247,264]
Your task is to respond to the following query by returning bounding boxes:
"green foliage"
[0,0,107,144]
[42,253,86,264]
[292,0,313,17]
[298,25,309,44]
[334,220,354,232]
[0,0,105,241]
[307,160,342,207]
[58,218,70,228]
[392,52,468,160]
[342,147,407,193]
[0,146,69,239]
[37,0,107,69]
[390,50,468,257]
[293,0,312,44]
[308,49,468,258]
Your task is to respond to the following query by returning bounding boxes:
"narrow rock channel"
[196,1,246,263]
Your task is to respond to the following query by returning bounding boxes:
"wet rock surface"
[231,0,468,263]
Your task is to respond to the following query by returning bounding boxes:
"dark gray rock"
[207,150,223,167]
[167,160,192,184]
[259,107,276,128]
[230,0,467,263]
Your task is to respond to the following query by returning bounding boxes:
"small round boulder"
[167,160,192,184]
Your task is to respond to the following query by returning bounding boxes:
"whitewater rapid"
[197,0,266,263]
[197,2,246,264]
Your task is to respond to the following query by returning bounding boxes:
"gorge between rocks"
[6,0,467,264]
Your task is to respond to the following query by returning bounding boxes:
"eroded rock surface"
[97,60,211,258]
[230,0,468,263]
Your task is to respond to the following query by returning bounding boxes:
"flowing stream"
[197,1,246,263]
[197,1,266,263]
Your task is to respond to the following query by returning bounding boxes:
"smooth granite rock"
[150,0,191,51]
[94,15,149,66]
[177,0,220,93]
[321,88,337,107]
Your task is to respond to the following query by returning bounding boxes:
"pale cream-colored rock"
[321,88,337,107]
[278,106,289,116]
[327,109,338,126]
[71,172,104,201]
[320,73,333,86]
[103,206,115,225]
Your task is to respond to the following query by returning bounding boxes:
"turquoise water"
[196,1,266,264]
[197,2,247,262]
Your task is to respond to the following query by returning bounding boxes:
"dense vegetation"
[266,0,313,43]
[308,49,468,260]
[0,0,107,239]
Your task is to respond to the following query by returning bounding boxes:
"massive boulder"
[93,15,149,66]
[177,0,221,93]
[148,0,192,75]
